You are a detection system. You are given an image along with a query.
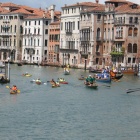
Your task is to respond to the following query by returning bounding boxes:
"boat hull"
[64,71,70,75]
[95,78,111,83]
[84,82,98,89]
[59,81,68,84]
[110,71,123,80]
[10,90,18,94]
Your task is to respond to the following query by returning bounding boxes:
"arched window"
[134,28,138,37]
[128,43,132,53]
[133,44,137,53]
[128,27,132,36]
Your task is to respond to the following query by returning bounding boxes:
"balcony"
[0,32,12,36]
[65,30,72,35]
[59,48,78,53]
[114,20,125,25]
[96,37,102,42]
[110,51,124,56]
[96,52,100,56]
[80,38,90,42]
[115,36,125,41]
[0,46,11,50]
[80,51,88,58]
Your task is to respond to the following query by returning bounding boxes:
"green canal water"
[0,64,140,139]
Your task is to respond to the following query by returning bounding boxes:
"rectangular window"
[38,29,40,34]
[45,40,47,46]
[45,29,48,34]
[46,21,48,25]
[38,20,40,25]
[35,21,36,25]
[73,22,75,30]
[78,21,79,30]
[129,17,133,23]
[38,39,39,46]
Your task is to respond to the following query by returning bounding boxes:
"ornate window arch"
[134,28,138,36]
[128,43,132,53]
[128,27,132,36]
[133,44,137,53]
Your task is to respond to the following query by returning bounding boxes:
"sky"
[1,0,140,10]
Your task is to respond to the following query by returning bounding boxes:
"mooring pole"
[84,59,87,71]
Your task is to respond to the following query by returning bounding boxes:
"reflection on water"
[0,64,140,139]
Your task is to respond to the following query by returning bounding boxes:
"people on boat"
[11,85,17,91]
[86,75,95,85]
[25,72,28,75]
[0,76,5,81]
[51,79,57,86]
[58,78,65,82]
[36,78,41,82]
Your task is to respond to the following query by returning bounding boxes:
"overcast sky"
[1,0,140,10]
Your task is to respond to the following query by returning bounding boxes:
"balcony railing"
[65,30,72,35]
[96,37,101,41]
[115,36,123,39]
[110,51,124,56]
[96,52,100,56]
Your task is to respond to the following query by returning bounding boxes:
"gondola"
[110,70,123,80]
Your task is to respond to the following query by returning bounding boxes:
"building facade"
[48,21,60,66]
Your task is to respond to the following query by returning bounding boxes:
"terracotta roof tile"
[115,3,140,14]
[10,7,32,14]
[1,2,19,8]
[0,6,9,13]
[19,5,34,11]
[62,2,102,8]
[82,5,105,12]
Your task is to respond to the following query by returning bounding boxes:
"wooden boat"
[84,81,98,89]
[64,70,70,75]
[95,73,111,83]
[10,90,18,94]
[110,70,123,80]
[17,63,22,66]
[50,81,60,87]
[0,78,10,84]
[58,78,68,84]
[35,80,41,85]
[78,77,86,80]
[89,68,102,73]
[22,74,32,77]
[121,69,138,75]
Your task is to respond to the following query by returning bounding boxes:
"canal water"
[0,64,140,139]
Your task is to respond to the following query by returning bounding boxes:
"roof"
[10,8,32,14]
[62,2,103,8]
[1,2,19,8]
[115,3,140,14]
[81,5,105,12]
[105,0,127,3]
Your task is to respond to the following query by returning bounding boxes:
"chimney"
[95,0,99,4]
[49,5,55,22]
[45,7,48,13]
